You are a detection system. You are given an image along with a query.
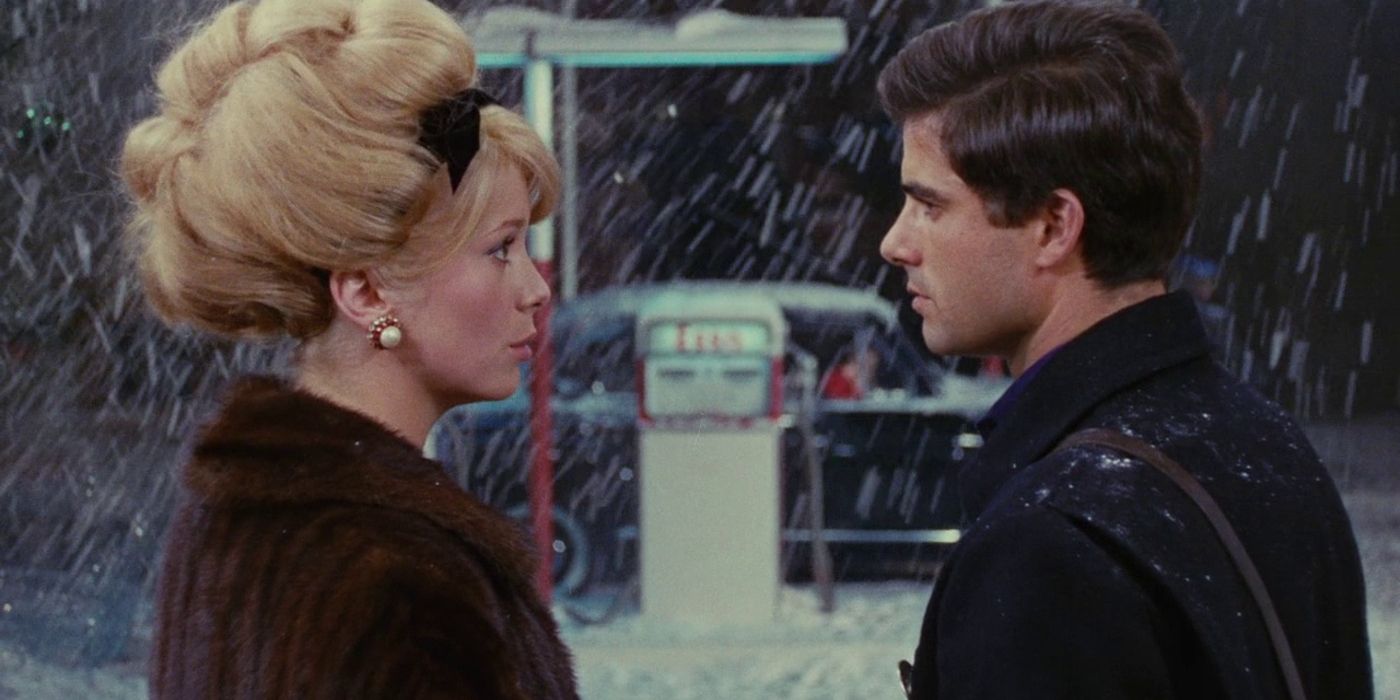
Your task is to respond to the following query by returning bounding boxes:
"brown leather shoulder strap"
[1054,428,1307,700]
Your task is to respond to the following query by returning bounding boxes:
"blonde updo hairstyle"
[121,0,559,340]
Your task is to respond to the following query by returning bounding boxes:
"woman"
[119,0,577,696]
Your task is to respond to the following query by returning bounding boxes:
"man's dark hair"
[878,0,1203,286]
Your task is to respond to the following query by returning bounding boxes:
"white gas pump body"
[635,291,786,625]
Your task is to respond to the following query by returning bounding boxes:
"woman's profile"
[119,0,576,696]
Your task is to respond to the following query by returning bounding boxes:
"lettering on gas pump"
[661,321,768,355]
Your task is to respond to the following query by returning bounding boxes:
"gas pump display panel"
[642,320,776,421]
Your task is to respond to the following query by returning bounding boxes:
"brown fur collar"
[185,375,536,589]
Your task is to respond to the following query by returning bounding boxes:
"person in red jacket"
[822,348,879,399]
[119,0,577,696]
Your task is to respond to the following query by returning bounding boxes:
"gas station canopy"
[467,8,849,68]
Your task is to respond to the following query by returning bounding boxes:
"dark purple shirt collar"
[976,347,1064,437]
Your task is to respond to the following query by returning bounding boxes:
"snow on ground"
[4,559,1395,699]
[6,528,1393,700]
[561,583,924,700]
[0,645,144,699]
[1345,490,1400,700]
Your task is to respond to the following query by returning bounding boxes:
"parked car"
[429,281,1009,593]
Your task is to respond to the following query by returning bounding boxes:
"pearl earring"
[368,315,403,349]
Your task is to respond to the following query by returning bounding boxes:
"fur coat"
[150,376,578,699]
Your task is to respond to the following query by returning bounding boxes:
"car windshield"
[787,317,941,400]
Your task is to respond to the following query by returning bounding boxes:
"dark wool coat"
[908,292,1372,699]
[151,377,579,700]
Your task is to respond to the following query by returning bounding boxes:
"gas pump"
[635,292,786,624]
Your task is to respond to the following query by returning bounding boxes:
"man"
[877,2,1372,698]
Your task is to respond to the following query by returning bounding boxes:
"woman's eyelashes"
[488,234,517,262]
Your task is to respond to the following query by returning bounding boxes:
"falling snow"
[2,0,1397,695]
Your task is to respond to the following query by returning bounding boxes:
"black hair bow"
[417,88,499,191]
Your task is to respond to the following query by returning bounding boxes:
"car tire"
[504,505,591,597]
